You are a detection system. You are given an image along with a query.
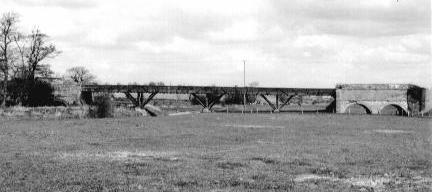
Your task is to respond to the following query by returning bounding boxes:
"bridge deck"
[82,85,335,96]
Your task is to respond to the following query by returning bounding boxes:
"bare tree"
[25,28,59,81]
[0,12,18,107]
[11,32,26,79]
[66,66,96,85]
[248,81,259,87]
[149,81,165,86]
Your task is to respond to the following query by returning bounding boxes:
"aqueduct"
[80,83,426,116]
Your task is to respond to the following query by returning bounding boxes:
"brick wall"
[424,88,432,113]
[51,80,82,105]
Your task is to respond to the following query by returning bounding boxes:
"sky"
[1,0,431,88]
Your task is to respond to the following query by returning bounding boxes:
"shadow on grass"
[217,161,247,170]
[250,157,279,165]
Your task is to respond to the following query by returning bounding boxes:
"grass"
[0,113,430,191]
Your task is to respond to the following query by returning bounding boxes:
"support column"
[275,94,280,112]
[137,92,144,106]
[80,91,93,105]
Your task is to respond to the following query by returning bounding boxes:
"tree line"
[0,12,60,107]
[0,12,96,107]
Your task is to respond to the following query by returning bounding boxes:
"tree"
[0,12,18,107]
[25,28,59,81]
[11,32,26,79]
[248,81,259,87]
[149,81,164,86]
[66,66,96,85]
[9,28,59,106]
[0,11,60,107]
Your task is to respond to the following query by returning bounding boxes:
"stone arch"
[344,103,372,114]
[379,104,407,116]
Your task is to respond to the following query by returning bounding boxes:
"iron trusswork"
[123,91,159,116]
[82,85,336,112]
[336,84,426,116]
[191,92,226,112]
[260,91,296,112]
[124,91,158,108]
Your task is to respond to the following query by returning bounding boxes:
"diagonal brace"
[191,93,207,109]
[208,92,226,110]
[260,94,277,111]
[141,91,158,108]
[125,91,138,106]
[278,94,295,110]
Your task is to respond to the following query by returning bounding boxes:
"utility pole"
[243,60,246,114]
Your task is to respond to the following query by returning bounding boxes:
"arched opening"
[380,104,407,116]
[344,103,371,114]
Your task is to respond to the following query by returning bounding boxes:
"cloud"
[269,0,430,36]
[10,0,98,9]
[0,0,430,87]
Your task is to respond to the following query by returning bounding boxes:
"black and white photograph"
[0,0,431,191]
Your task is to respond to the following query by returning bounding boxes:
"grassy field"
[0,113,431,191]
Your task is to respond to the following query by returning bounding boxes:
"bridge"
[81,85,335,112]
[80,84,426,116]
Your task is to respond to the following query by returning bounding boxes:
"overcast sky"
[1,0,431,88]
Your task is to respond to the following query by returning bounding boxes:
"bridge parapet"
[81,85,335,96]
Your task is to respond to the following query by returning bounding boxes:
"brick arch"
[344,103,372,114]
[379,104,408,116]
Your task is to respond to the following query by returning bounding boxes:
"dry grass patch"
[59,151,180,162]
[371,129,414,134]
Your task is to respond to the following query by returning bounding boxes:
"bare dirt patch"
[295,173,432,191]
[367,129,414,134]
[294,174,337,182]
[224,124,284,129]
[295,174,389,190]
[168,111,194,116]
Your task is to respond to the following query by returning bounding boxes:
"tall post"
[243,60,246,114]
[275,93,279,112]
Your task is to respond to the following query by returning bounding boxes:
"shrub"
[7,78,65,107]
[91,94,113,118]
